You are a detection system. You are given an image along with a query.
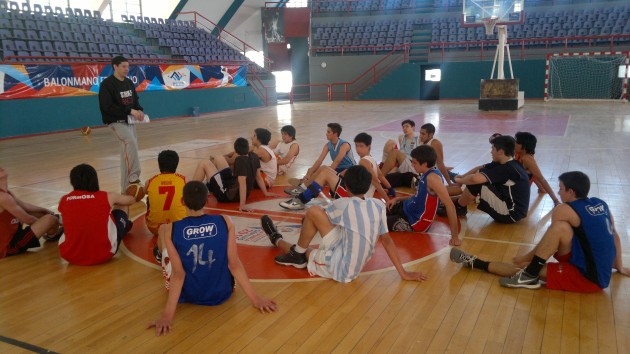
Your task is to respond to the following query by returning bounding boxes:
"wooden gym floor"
[0,100,629,353]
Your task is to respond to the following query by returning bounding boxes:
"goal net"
[545,52,629,101]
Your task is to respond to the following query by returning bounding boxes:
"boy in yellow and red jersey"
[146,150,187,237]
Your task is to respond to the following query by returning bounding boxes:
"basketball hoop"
[482,18,498,36]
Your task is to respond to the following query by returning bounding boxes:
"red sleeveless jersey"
[0,208,21,259]
[58,190,117,265]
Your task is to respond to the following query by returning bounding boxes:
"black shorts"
[6,226,40,257]
[466,183,517,224]
[385,201,408,229]
[112,209,131,253]
[386,172,416,188]
[206,168,238,203]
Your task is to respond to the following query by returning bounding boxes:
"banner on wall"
[0,64,247,100]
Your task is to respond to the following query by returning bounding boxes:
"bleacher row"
[312,18,414,51]
[311,3,630,52]
[132,20,248,63]
[312,0,619,15]
[0,1,250,64]
[431,5,630,47]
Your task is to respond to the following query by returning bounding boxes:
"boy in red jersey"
[0,167,61,260]
[58,164,136,265]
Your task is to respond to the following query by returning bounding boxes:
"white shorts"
[392,158,415,174]
[307,225,344,279]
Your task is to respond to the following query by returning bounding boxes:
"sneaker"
[153,245,162,264]
[410,176,419,190]
[449,248,477,268]
[288,177,303,187]
[499,269,541,289]
[274,245,307,268]
[43,226,64,242]
[261,215,283,246]
[437,202,467,217]
[284,185,305,197]
[392,218,413,232]
[279,198,306,210]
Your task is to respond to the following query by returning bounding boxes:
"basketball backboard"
[462,0,524,27]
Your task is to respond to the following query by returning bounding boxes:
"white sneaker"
[279,198,305,210]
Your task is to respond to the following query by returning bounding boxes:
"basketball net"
[482,18,498,36]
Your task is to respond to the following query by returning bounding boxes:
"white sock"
[294,245,307,253]
[299,183,307,190]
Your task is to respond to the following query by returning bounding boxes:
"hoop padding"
[482,18,498,36]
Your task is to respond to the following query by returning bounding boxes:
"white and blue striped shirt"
[324,197,388,283]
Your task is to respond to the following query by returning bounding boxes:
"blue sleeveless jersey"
[403,167,442,226]
[171,214,234,305]
[567,198,616,288]
[327,138,356,171]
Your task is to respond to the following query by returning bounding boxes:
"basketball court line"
[100,139,228,162]
[0,335,58,354]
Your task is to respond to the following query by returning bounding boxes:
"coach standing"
[99,55,144,193]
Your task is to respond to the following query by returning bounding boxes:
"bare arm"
[238,175,249,211]
[386,195,412,210]
[460,165,485,178]
[304,145,329,179]
[522,155,560,205]
[431,140,453,186]
[428,174,460,245]
[255,146,272,163]
[277,143,299,166]
[108,193,136,208]
[329,142,352,170]
[360,159,389,202]
[455,172,488,186]
[225,216,278,312]
[0,193,38,225]
[12,192,53,216]
[380,233,428,281]
[147,225,185,336]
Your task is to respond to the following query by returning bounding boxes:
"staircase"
[409,24,431,63]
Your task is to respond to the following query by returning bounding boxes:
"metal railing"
[330,46,407,100]
[290,84,332,103]
[247,64,276,106]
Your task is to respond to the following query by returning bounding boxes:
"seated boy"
[271,125,299,175]
[380,119,419,176]
[250,128,277,188]
[145,150,187,236]
[450,171,630,292]
[0,167,62,260]
[292,123,356,187]
[147,181,277,336]
[261,165,427,283]
[58,164,136,265]
[385,145,461,246]
[443,135,530,223]
[280,133,395,210]
[192,137,276,212]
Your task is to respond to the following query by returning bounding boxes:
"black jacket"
[98,75,143,125]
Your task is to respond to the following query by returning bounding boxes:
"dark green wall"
[0,87,262,138]
[289,37,310,86]
[358,63,421,100]
[437,60,546,99]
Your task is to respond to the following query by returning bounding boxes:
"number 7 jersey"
[145,173,187,232]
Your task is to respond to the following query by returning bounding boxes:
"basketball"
[80,126,91,135]
[126,183,145,202]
